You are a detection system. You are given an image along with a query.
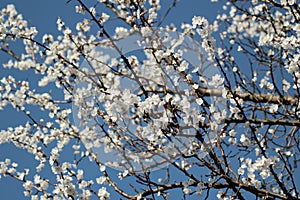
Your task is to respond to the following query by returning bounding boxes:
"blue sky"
[0,1,223,199]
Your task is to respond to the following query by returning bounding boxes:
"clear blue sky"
[0,1,222,199]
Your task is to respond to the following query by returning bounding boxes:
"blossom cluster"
[0,0,299,199]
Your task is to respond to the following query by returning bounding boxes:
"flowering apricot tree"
[0,0,299,199]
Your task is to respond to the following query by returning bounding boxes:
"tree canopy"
[0,0,299,199]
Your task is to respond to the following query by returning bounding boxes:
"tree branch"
[196,87,298,106]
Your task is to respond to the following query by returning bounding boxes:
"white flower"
[75,5,85,14]
[6,4,16,16]
[269,104,278,113]
[196,98,203,105]
[56,18,64,31]
[240,134,250,145]
[65,184,77,197]
[192,16,208,29]
[209,74,224,87]
[100,12,110,23]
[183,187,192,194]
[98,187,110,199]
[228,137,236,144]
[260,170,270,179]
[229,129,236,136]
[281,0,296,5]
[96,176,107,184]
[23,180,33,190]
[178,60,189,72]
[115,27,129,39]
[42,34,54,43]
[238,167,245,175]
[150,7,159,19]
[31,195,38,200]
[77,169,84,179]
[40,180,49,190]
[149,0,160,6]
[141,26,152,37]
[100,165,106,172]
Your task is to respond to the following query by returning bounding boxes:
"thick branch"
[225,118,300,127]
[196,87,298,106]
[137,179,291,200]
